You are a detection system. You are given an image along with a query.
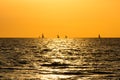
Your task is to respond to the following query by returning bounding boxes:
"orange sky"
[0,0,120,38]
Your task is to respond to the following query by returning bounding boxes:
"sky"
[0,0,120,38]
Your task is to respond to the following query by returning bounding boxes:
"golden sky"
[0,0,120,38]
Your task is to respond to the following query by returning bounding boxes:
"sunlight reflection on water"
[0,38,120,80]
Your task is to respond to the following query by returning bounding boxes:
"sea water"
[0,38,120,80]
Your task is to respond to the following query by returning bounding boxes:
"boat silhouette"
[42,34,44,38]
[57,35,60,38]
[98,34,101,39]
[39,34,45,38]
[65,35,68,38]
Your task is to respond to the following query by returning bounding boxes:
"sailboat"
[41,34,44,38]
[98,34,101,39]
[65,35,68,38]
[57,35,60,38]
[39,34,45,39]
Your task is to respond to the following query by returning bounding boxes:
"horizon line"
[0,36,120,38]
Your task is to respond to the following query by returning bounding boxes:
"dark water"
[0,38,120,80]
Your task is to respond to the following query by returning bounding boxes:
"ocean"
[0,38,120,80]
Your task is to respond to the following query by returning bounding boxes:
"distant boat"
[39,34,44,38]
[65,35,68,38]
[57,35,60,38]
[42,34,44,38]
[98,34,101,39]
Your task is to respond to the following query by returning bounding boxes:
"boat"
[57,35,60,38]
[42,34,44,38]
[98,34,101,39]
[65,35,68,38]
[39,34,45,38]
